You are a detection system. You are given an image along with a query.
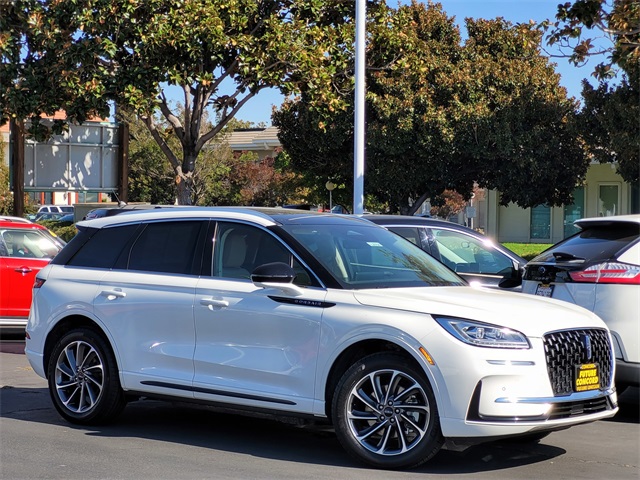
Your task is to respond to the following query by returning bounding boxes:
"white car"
[522,214,640,392]
[25,208,618,469]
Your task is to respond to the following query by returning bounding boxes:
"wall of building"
[487,162,635,244]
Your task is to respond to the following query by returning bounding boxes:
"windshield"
[282,223,465,289]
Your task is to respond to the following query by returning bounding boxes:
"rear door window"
[128,221,207,275]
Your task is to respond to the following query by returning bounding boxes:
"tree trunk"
[175,152,197,205]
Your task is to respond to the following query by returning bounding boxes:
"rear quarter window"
[66,224,140,268]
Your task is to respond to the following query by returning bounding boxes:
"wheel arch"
[43,315,113,379]
[323,339,432,422]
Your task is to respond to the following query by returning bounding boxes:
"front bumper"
[440,385,618,438]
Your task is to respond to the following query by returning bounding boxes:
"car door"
[193,221,326,413]
[0,229,59,320]
[94,220,207,395]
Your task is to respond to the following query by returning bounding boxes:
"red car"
[0,219,65,330]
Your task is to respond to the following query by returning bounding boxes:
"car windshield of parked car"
[282,223,466,289]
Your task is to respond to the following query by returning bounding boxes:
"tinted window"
[387,227,423,247]
[67,224,139,268]
[533,224,640,263]
[129,221,205,274]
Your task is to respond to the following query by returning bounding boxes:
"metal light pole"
[326,180,335,211]
[353,0,366,214]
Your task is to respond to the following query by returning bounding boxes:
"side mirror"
[251,262,303,296]
[251,262,296,283]
[498,267,523,289]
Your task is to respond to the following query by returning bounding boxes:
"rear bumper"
[0,317,28,334]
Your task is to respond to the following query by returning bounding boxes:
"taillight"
[568,262,640,284]
[33,278,46,289]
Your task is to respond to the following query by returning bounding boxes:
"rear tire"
[47,328,125,424]
[332,353,443,469]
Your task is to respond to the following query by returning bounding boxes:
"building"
[2,115,123,208]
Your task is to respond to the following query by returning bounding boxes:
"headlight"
[435,316,530,349]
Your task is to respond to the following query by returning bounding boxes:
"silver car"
[522,214,640,392]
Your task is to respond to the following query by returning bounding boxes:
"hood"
[352,286,606,337]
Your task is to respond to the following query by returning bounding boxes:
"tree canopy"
[1,0,359,204]
[545,0,639,79]
[274,1,587,214]
[544,0,639,186]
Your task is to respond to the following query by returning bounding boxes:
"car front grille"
[543,328,613,396]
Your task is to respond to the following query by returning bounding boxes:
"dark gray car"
[361,215,526,289]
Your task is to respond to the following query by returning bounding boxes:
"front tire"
[332,353,444,469]
[47,328,125,424]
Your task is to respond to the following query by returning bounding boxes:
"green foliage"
[578,71,640,185]
[541,1,639,187]
[544,0,639,79]
[37,219,78,242]
[1,0,359,204]
[275,2,587,214]
[503,243,553,261]
[0,161,12,215]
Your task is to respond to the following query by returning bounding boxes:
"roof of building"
[226,126,280,151]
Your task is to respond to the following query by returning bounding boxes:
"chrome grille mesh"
[543,329,613,396]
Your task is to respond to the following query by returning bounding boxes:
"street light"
[325,180,335,211]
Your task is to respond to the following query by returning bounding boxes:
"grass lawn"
[503,243,552,261]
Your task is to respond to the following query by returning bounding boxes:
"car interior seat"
[220,230,250,279]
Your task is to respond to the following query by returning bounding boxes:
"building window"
[563,186,584,238]
[598,184,619,217]
[632,184,639,214]
[530,205,550,240]
[77,191,100,203]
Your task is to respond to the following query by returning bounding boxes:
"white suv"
[522,214,640,392]
[37,205,74,214]
[26,207,619,469]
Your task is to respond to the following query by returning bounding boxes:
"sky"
[229,0,609,127]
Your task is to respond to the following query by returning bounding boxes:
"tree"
[1,0,358,204]
[544,1,639,186]
[274,2,587,214]
[579,72,639,184]
[449,18,587,208]
[429,190,467,219]
[0,161,12,215]
[545,0,639,79]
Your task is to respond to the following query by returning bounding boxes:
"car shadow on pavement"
[0,385,571,473]
[605,387,640,424]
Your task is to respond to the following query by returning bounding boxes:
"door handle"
[100,290,127,300]
[200,298,229,309]
[14,267,32,275]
